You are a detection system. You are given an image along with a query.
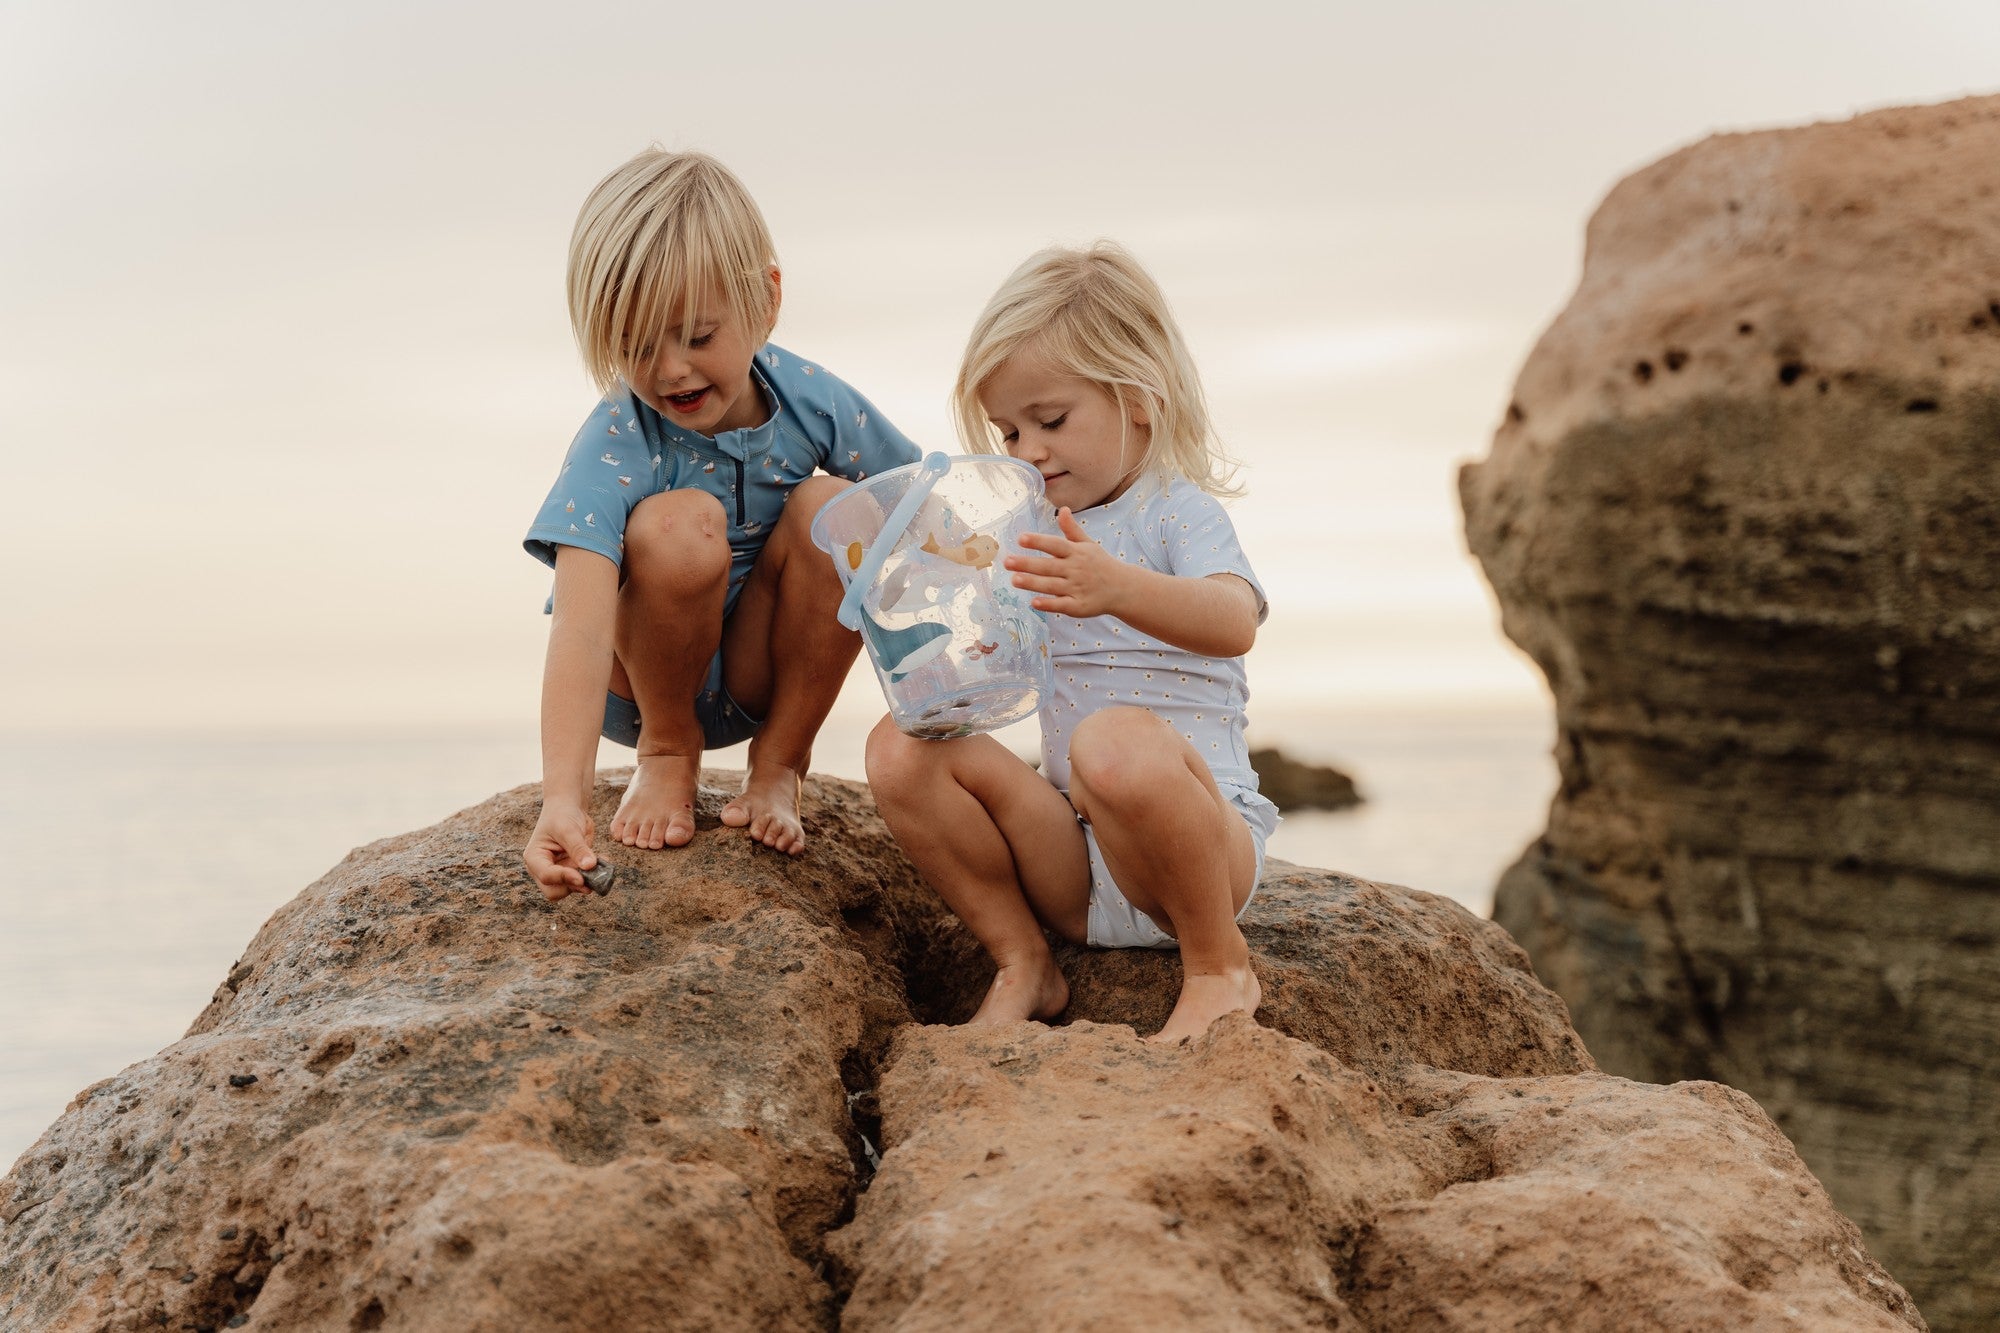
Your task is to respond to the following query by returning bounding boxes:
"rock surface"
[837,1022,1917,1332]
[0,773,925,1333]
[1460,94,2000,1331]
[1249,748,1363,811]
[1,773,1921,1330]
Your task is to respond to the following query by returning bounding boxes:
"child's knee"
[864,715,934,801]
[1070,707,1174,811]
[789,474,850,515]
[627,491,730,580]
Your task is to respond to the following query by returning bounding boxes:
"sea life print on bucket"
[814,454,1056,738]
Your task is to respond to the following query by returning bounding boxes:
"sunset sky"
[6,1,1996,734]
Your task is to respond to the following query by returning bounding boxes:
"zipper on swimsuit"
[733,458,746,525]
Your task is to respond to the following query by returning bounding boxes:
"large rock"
[2,773,1921,1329]
[835,1021,1919,1332]
[1459,93,2000,1331]
[0,773,929,1332]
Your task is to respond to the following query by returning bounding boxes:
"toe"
[719,800,750,828]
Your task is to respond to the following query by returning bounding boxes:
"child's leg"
[609,490,731,850]
[866,717,1092,1024]
[718,475,863,855]
[1066,706,1261,1043]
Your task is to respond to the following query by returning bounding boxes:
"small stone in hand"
[581,862,617,896]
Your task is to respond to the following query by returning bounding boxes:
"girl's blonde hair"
[952,242,1241,498]
[568,149,778,396]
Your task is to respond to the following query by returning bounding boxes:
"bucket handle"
[836,451,954,632]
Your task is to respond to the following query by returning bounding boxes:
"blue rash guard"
[525,342,921,604]
[524,342,922,748]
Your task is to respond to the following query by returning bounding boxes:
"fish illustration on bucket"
[811,452,1057,739]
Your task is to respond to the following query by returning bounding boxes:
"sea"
[0,701,1554,1169]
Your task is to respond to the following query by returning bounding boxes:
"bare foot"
[1148,965,1262,1044]
[967,955,1070,1026]
[720,762,806,856]
[610,750,700,850]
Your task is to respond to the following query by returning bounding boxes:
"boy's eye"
[689,332,714,349]
[1038,414,1068,431]
[999,429,1019,445]
[635,343,655,362]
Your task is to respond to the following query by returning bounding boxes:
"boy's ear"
[1129,395,1150,428]
[765,266,783,333]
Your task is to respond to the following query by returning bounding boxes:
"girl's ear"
[765,266,784,334]
[1129,394,1151,429]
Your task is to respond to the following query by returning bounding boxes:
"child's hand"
[1005,508,1134,619]
[524,804,599,903]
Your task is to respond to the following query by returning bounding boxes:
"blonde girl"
[866,242,1278,1043]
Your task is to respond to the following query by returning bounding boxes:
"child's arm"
[814,370,923,481]
[1005,508,1259,658]
[523,546,619,900]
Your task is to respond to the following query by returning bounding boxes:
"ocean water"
[0,701,1555,1169]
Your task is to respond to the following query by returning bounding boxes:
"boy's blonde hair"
[953,242,1241,498]
[568,149,778,396]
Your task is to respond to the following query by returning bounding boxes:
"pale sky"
[4,1,1997,732]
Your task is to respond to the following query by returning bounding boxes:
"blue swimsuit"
[525,343,921,747]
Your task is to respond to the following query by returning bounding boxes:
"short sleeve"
[1155,483,1268,625]
[523,390,664,571]
[816,374,922,483]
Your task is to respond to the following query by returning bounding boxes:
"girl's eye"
[1038,414,1068,431]
[689,332,714,348]
[1000,429,1019,445]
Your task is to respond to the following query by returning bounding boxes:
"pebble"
[581,863,617,895]
[227,1074,258,1088]
[219,1226,238,1241]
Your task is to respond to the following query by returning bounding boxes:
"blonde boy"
[522,151,919,897]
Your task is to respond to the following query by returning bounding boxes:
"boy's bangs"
[611,224,766,387]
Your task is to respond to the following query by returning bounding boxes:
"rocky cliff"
[1,773,1921,1330]
[1460,93,2000,1332]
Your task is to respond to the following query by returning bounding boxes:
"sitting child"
[522,149,919,898]
[866,242,1279,1043]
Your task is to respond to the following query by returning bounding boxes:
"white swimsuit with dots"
[1040,472,1281,949]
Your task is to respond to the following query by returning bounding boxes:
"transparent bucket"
[812,453,1056,740]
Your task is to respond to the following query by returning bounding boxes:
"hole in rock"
[1777,362,1806,386]
[839,1047,885,1185]
[1905,399,1939,413]
[307,1037,355,1076]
